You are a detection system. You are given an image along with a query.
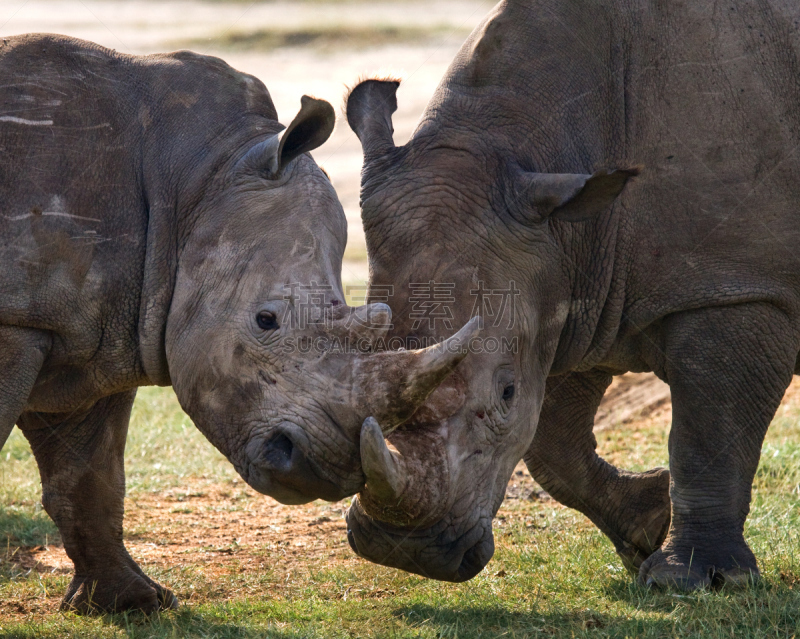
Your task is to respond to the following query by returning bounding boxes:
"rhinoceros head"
[343,79,637,580]
[164,95,477,504]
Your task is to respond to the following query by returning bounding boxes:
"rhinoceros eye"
[256,310,279,331]
[494,368,515,415]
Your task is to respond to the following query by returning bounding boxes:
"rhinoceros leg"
[18,390,178,614]
[0,326,50,451]
[639,303,796,591]
[524,369,671,572]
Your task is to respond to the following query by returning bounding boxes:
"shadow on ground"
[0,507,58,548]
[392,603,677,637]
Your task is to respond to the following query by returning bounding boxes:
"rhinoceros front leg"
[18,391,178,614]
[0,326,50,450]
[639,303,796,590]
[523,369,671,572]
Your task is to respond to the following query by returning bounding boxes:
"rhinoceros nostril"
[262,432,294,470]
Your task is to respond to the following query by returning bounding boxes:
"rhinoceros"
[0,33,475,613]
[343,0,800,589]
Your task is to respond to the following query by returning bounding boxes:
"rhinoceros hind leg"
[638,303,796,591]
[525,370,671,573]
[19,390,178,614]
[610,467,671,573]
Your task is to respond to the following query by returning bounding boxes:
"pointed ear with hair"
[513,168,639,223]
[238,95,336,178]
[345,79,400,160]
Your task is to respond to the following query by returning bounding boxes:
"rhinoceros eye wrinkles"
[494,368,515,416]
[256,310,279,331]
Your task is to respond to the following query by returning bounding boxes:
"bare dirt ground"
[4,481,355,583]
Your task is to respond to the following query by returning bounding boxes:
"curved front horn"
[357,416,451,527]
[352,316,480,432]
[360,417,406,502]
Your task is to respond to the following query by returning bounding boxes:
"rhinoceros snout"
[244,427,354,504]
[260,431,295,473]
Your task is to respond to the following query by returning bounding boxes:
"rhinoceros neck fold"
[136,182,177,387]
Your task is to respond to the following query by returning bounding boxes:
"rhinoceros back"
[428,0,800,322]
[0,34,276,410]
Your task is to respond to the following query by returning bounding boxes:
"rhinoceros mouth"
[345,497,495,582]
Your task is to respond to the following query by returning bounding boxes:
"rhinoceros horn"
[360,416,406,501]
[358,415,451,527]
[351,316,480,432]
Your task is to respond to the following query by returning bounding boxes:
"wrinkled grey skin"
[345,0,800,589]
[0,34,471,614]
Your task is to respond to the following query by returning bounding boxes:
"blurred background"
[0,0,493,288]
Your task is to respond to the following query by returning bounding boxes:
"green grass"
[1,386,800,637]
[123,387,236,493]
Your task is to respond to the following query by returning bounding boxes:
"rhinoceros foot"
[61,564,178,615]
[638,539,760,591]
[611,467,672,573]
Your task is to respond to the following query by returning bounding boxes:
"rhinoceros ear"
[239,95,335,178]
[516,168,639,223]
[345,78,400,160]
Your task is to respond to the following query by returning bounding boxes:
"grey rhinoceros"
[0,33,475,613]
[343,0,800,589]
